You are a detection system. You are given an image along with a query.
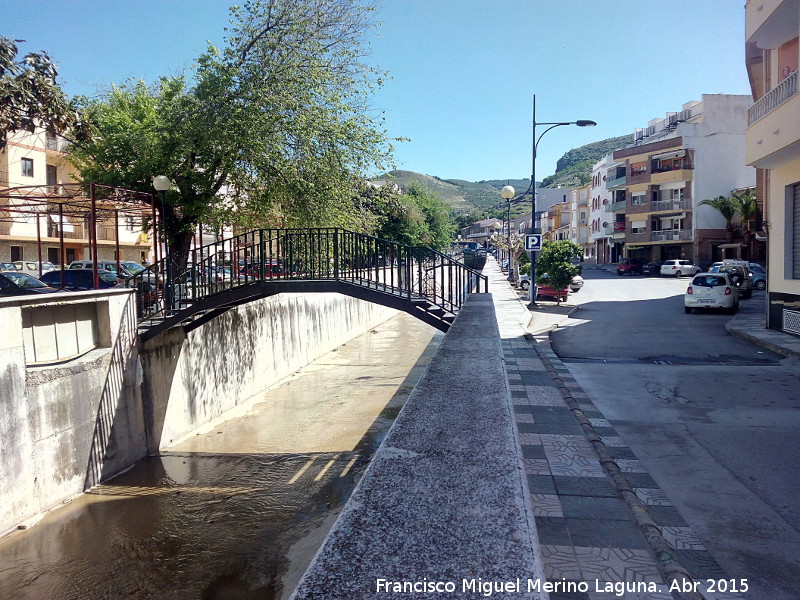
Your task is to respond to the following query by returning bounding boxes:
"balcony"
[613,222,626,232]
[45,135,70,153]
[606,175,626,189]
[652,198,691,212]
[610,200,626,212]
[748,60,798,127]
[650,229,692,242]
[651,168,694,185]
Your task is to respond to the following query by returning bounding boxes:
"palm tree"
[731,190,758,256]
[699,195,738,243]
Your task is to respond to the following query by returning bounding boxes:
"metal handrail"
[128,228,488,328]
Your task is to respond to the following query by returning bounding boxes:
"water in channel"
[0,312,442,600]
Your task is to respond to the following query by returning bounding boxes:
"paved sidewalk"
[485,259,744,600]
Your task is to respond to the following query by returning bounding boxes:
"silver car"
[660,259,701,277]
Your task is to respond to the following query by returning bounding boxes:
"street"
[550,268,800,599]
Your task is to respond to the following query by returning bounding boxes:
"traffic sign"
[525,234,543,252]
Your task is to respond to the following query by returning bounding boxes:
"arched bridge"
[131,228,488,341]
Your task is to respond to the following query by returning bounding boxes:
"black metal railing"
[127,228,488,330]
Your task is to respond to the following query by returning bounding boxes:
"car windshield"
[2,272,48,288]
[121,262,145,274]
[692,275,726,288]
[99,271,118,283]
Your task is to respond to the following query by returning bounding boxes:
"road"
[550,268,800,600]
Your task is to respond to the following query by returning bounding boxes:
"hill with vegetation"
[383,134,632,219]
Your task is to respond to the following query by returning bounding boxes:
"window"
[46,164,57,186]
[631,194,646,206]
[10,246,22,261]
[631,220,647,234]
[21,158,34,177]
[669,188,684,201]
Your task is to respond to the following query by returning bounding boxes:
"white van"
[13,260,56,277]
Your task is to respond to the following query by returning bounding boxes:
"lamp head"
[501,185,515,200]
[576,120,597,127]
[153,175,172,192]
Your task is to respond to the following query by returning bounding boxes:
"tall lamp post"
[527,95,596,307]
[501,185,515,280]
[153,175,172,313]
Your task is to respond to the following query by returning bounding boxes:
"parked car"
[518,274,570,301]
[0,271,60,296]
[684,272,739,314]
[68,260,133,279]
[40,269,119,291]
[13,260,56,277]
[660,259,701,277]
[748,263,767,290]
[642,261,663,276]
[616,257,646,276]
[569,275,584,292]
[709,264,753,299]
[1,262,17,271]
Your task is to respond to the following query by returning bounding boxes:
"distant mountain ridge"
[385,135,631,214]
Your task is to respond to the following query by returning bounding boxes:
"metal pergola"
[0,183,160,287]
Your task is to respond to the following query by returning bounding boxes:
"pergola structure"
[0,183,159,287]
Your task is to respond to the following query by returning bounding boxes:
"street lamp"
[527,95,596,307]
[501,185,515,280]
[153,175,172,313]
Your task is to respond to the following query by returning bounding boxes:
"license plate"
[698,299,716,304]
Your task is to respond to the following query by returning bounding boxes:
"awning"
[652,149,686,160]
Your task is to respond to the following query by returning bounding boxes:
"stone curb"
[524,324,708,600]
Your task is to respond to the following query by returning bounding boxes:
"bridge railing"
[128,228,488,326]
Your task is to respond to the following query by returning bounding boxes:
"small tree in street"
[536,240,582,305]
[699,195,738,243]
[731,189,759,257]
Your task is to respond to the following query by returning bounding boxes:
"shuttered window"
[794,183,800,279]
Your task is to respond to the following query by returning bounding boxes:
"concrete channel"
[0,312,443,600]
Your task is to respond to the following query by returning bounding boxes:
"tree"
[376,183,454,250]
[731,189,758,256]
[0,37,84,144]
[69,0,395,269]
[536,240,582,305]
[699,195,738,243]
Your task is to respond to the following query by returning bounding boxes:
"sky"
[1,0,752,183]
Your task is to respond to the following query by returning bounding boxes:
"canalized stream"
[0,312,442,600]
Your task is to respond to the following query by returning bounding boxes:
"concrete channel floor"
[484,258,759,600]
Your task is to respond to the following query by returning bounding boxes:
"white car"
[660,259,701,277]
[684,272,739,314]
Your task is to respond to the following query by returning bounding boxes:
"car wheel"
[520,281,529,290]
[675,270,682,277]
[755,280,766,290]
[684,306,692,314]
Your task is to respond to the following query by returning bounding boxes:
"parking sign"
[525,234,543,252]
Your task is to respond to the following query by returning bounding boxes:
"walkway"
[486,259,744,600]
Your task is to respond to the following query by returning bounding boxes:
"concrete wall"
[0,289,144,537]
[140,293,397,451]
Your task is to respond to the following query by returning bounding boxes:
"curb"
[525,328,707,600]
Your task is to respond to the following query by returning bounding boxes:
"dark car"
[617,257,646,276]
[0,271,60,296]
[40,269,119,291]
[642,261,663,276]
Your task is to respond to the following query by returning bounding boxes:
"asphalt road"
[551,268,800,600]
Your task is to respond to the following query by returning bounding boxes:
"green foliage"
[0,37,84,142]
[536,240,581,303]
[376,183,454,250]
[69,0,395,266]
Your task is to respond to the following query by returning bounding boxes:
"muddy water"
[0,313,442,600]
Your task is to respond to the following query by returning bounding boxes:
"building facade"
[598,95,755,266]
[745,0,800,336]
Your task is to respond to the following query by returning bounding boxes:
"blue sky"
[2,0,751,183]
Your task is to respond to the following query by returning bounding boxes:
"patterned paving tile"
[599,436,627,447]
[634,488,672,506]
[530,493,564,517]
[659,526,705,550]
[518,432,542,445]
[589,418,612,428]
[535,516,572,545]
[541,544,583,580]
[572,547,663,583]
[615,459,649,473]
[521,444,546,459]
[566,518,649,550]
[527,474,557,495]
[560,496,631,521]
[515,412,535,423]
[553,476,619,498]
[524,458,552,475]
[673,549,727,579]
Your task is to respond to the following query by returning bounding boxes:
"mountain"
[384,134,633,215]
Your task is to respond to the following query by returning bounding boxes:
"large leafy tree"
[375,183,454,250]
[69,0,395,268]
[699,195,738,243]
[0,37,84,144]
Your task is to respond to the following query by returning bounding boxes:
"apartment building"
[745,0,800,336]
[596,95,755,266]
[590,155,615,263]
[0,129,153,266]
[570,185,591,261]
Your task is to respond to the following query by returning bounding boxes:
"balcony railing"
[610,200,626,212]
[652,198,690,212]
[650,229,692,242]
[613,222,626,232]
[606,175,626,189]
[45,135,70,153]
[748,70,798,125]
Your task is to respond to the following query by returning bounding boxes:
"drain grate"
[784,309,800,335]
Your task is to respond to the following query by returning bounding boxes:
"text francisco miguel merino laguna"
[375,577,680,596]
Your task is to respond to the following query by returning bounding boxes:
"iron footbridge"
[129,228,488,341]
